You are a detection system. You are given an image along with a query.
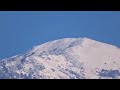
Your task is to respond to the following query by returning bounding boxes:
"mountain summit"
[0,37,120,79]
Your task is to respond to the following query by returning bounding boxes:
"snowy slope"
[0,37,120,79]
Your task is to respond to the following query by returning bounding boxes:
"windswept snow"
[0,37,120,79]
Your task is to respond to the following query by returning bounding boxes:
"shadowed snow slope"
[0,37,120,79]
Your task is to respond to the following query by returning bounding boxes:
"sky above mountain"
[0,11,120,59]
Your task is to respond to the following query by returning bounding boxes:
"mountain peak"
[28,37,89,55]
[0,37,120,79]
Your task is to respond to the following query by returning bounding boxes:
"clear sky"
[0,11,120,59]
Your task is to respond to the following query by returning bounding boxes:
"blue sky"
[0,11,120,59]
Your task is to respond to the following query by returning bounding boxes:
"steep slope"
[0,37,120,79]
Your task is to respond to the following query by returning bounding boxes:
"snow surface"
[0,37,120,79]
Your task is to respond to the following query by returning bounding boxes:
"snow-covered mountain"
[0,37,120,79]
